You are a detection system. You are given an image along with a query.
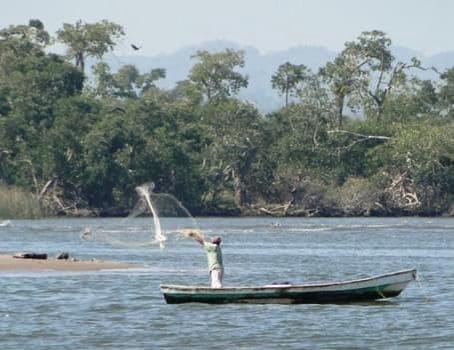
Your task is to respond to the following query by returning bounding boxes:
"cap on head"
[211,236,222,244]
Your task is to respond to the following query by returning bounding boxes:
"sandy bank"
[0,254,138,272]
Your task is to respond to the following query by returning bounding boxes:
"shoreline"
[0,254,138,272]
[2,212,453,219]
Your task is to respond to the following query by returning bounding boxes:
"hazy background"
[3,0,453,111]
[3,0,454,55]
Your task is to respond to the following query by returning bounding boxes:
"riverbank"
[48,203,454,218]
[0,254,138,272]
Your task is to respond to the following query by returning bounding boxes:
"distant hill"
[99,40,454,112]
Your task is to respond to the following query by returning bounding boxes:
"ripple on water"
[0,217,453,349]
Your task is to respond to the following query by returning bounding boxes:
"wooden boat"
[160,268,417,304]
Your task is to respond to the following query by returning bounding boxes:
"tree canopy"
[189,49,248,101]
[57,20,124,73]
[1,21,453,217]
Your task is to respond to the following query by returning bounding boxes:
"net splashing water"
[81,183,203,249]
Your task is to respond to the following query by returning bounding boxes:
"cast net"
[81,182,205,248]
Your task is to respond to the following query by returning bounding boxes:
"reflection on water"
[0,217,453,349]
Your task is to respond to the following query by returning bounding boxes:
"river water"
[0,217,453,349]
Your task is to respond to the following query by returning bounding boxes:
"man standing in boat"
[186,231,224,288]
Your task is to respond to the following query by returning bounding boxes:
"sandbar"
[0,254,138,272]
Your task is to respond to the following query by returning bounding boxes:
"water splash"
[81,183,203,248]
[136,183,166,248]
[0,220,12,227]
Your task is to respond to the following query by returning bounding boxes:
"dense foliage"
[0,21,453,217]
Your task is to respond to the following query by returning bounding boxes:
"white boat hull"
[161,268,417,304]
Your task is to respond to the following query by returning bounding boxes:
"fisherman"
[187,231,224,288]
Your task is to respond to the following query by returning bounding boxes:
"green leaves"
[366,121,454,213]
[440,68,454,117]
[0,19,50,58]
[189,49,248,101]
[271,62,311,107]
[1,20,453,216]
[91,62,166,99]
[57,20,124,73]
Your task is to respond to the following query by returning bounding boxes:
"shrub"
[0,185,43,219]
[330,177,382,216]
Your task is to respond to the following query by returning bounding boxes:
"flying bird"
[131,44,141,51]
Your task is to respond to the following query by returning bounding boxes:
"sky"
[2,0,454,57]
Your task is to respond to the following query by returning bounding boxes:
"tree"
[440,68,454,118]
[271,73,335,142]
[271,62,311,107]
[341,31,426,120]
[57,20,124,73]
[320,31,393,125]
[0,20,51,100]
[321,30,427,124]
[371,122,454,213]
[112,64,141,98]
[266,74,338,203]
[138,68,166,93]
[44,96,100,210]
[0,20,85,194]
[381,78,438,121]
[0,19,50,56]
[343,31,393,118]
[91,62,115,98]
[200,99,264,208]
[189,49,248,101]
[362,57,424,119]
[169,80,204,107]
[0,46,84,195]
[91,63,166,99]
[320,48,367,127]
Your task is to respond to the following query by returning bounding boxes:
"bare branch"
[328,129,391,140]
[328,129,391,150]
[17,159,39,194]
[38,177,57,201]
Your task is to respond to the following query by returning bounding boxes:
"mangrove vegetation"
[0,20,453,217]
